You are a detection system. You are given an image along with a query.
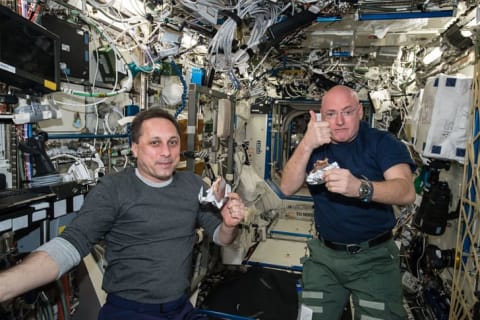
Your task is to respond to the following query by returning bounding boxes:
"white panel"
[423,74,472,163]
[0,219,12,232]
[217,99,231,138]
[248,217,314,268]
[32,210,47,222]
[12,215,28,231]
[248,238,306,268]
[54,199,67,218]
[73,194,84,211]
[246,114,269,179]
[271,218,314,235]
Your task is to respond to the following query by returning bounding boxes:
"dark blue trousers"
[98,293,209,320]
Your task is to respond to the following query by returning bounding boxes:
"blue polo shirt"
[306,121,416,243]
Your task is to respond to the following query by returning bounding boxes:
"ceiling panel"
[302,15,455,51]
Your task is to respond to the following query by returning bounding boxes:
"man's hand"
[302,110,331,151]
[323,168,362,198]
[221,192,245,228]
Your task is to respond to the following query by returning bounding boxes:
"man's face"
[321,89,363,143]
[131,118,181,183]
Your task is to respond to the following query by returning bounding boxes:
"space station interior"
[0,0,480,319]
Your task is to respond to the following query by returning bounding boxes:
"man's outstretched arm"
[0,250,59,302]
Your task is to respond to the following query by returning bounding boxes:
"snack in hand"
[198,177,231,209]
[312,158,330,173]
[306,159,340,185]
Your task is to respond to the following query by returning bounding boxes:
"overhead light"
[461,29,473,37]
[422,47,443,65]
[407,30,440,36]
[310,30,354,36]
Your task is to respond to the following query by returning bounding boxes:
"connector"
[402,271,421,294]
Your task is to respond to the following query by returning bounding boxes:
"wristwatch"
[358,179,374,202]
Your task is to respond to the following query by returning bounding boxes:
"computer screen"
[41,14,90,84]
[0,5,61,95]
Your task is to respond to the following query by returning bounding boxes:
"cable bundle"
[207,0,283,74]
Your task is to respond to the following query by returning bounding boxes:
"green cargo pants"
[298,237,406,320]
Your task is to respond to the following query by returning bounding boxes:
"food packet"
[198,177,231,209]
[306,159,340,185]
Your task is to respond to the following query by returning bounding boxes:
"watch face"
[359,181,371,199]
[359,182,368,198]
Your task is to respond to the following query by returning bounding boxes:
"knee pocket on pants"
[353,296,406,320]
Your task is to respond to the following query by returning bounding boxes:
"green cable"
[40,291,54,320]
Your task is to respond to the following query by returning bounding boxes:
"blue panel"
[431,145,442,154]
[445,78,457,87]
[474,107,479,165]
[331,51,352,57]
[359,10,454,20]
[461,107,479,265]
[456,148,466,158]
[264,114,272,180]
[190,67,204,85]
[124,104,140,116]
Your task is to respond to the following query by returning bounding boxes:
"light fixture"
[422,47,443,65]
[310,30,354,36]
[461,29,473,37]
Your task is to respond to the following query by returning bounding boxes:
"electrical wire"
[56,278,70,320]
[62,275,72,320]
[63,13,134,97]
[207,0,283,74]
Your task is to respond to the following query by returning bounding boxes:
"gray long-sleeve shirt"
[58,167,222,304]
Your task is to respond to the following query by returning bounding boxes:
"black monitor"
[41,14,90,84]
[0,5,61,95]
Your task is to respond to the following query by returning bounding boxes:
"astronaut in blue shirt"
[281,85,416,320]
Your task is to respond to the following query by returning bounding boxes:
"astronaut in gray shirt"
[0,108,245,320]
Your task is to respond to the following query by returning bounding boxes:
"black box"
[41,14,90,84]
